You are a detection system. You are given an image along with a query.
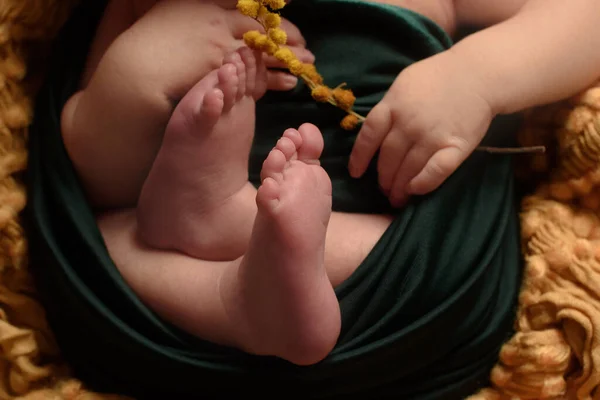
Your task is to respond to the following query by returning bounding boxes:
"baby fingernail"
[284,75,298,87]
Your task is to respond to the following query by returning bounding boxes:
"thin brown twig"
[476,145,546,154]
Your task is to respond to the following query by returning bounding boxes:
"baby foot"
[224,123,341,365]
[137,47,266,260]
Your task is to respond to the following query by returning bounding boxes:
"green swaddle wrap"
[26,0,522,398]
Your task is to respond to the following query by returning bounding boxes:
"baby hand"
[348,52,494,207]
[226,6,314,91]
[260,17,316,90]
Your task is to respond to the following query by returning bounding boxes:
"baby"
[60,0,600,366]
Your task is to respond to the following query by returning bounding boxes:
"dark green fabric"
[26,0,522,398]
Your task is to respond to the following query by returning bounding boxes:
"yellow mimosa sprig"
[237,0,365,130]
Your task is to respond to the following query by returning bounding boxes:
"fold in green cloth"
[26,0,522,398]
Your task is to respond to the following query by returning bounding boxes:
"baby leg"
[220,123,340,365]
[101,122,394,365]
[101,123,339,365]
[61,1,240,208]
[136,44,392,268]
[137,47,264,261]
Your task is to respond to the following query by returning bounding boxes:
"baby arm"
[349,0,600,207]
[451,0,600,114]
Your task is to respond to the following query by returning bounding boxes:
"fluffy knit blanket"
[1,0,599,398]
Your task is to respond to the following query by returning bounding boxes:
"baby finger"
[377,130,410,195]
[263,46,315,68]
[407,147,464,195]
[389,145,434,207]
[349,103,392,178]
[266,70,298,91]
[279,18,307,47]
